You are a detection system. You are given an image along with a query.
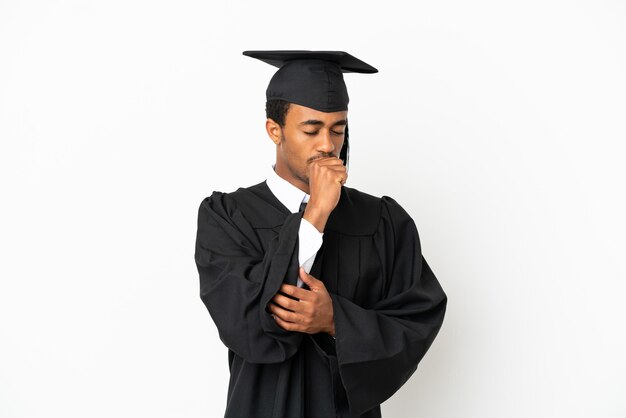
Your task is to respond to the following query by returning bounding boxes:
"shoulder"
[340,185,412,219]
[325,186,414,235]
[197,189,236,219]
[378,194,414,227]
[197,181,288,228]
[196,181,251,220]
[198,180,264,208]
[340,185,381,207]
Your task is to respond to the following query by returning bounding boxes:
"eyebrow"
[298,119,348,127]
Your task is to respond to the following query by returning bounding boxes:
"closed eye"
[304,131,344,136]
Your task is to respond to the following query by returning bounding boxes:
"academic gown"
[194,180,447,418]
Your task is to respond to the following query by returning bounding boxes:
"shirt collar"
[266,164,310,213]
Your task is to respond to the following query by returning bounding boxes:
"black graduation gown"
[194,180,447,418]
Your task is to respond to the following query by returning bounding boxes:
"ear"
[266,118,283,145]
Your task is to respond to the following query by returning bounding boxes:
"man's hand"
[267,267,336,337]
[307,156,347,214]
[303,156,347,233]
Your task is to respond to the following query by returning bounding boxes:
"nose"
[317,130,335,154]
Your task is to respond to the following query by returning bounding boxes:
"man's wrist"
[303,207,330,233]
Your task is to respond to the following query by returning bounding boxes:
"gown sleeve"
[331,195,448,417]
[194,191,305,364]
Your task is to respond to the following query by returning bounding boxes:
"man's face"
[272,103,347,187]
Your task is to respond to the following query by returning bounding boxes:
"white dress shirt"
[265,164,324,288]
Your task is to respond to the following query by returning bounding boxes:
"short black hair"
[264,99,350,168]
[265,99,291,127]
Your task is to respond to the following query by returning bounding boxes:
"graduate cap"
[242,50,378,112]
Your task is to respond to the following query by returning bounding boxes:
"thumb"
[299,267,321,290]
[299,267,315,285]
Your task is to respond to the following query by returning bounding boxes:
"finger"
[272,293,300,312]
[277,284,303,300]
[328,172,348,183]
[311,165,345,175]
[272,314,300,332]
[316,166,347,174]
[310,166,345,177]
[276,288,300,301]
[316,163,344,169]
[279,283,312,301]
[337,172,348,184]
[313,158,345,166]
[320,167,348,181]
[311,155,343,162]
[268,302,299,323]
[323,166,347,174]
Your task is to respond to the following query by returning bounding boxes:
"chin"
[297,172,309,185]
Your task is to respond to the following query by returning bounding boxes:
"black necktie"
[299,200,307,212]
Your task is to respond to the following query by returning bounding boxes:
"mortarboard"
[242,50,378,167]
[242,50,377,112]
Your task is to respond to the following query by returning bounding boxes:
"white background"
[1,1,625,417]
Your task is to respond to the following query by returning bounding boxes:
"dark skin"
[264,103,349,338]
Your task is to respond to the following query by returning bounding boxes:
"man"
[194,50,447,418]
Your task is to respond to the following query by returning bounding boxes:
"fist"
[307,156,347,214]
